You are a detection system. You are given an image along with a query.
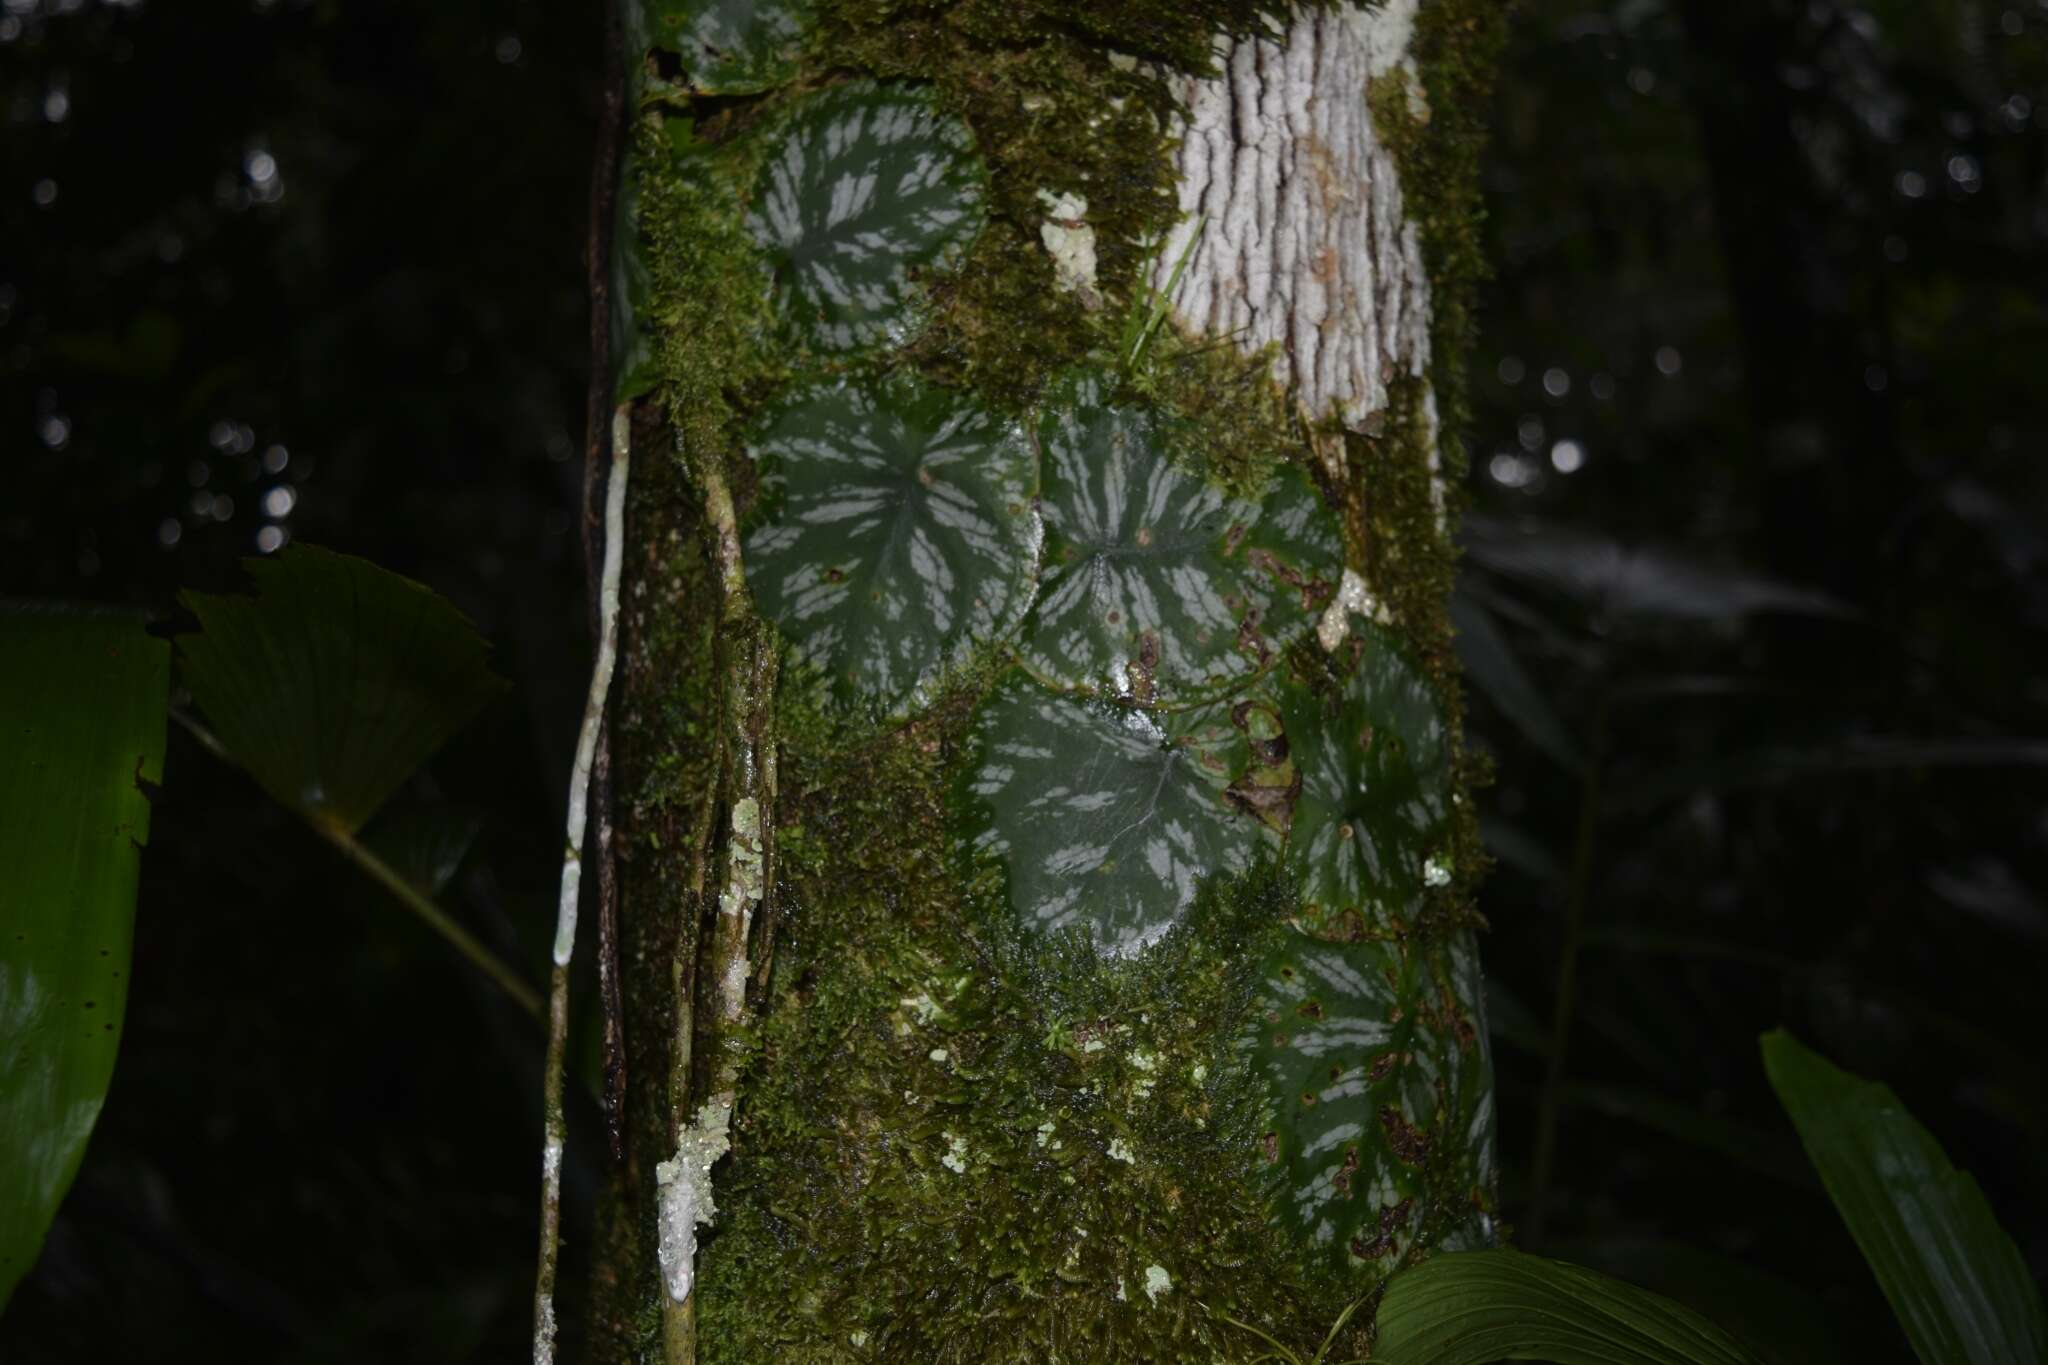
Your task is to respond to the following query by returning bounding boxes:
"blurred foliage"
[0,0,2042,1359]
[1465,1,2047,1361]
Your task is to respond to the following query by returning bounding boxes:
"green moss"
[603,0,1505,1357]
[698,743,1334,1360]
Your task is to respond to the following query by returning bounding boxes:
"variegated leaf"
[746,81,986,354]
[1283,624,1451,932]
[963,676,1273,956]
[642,0,813,95]
[1245,923,1490,1278]
[1021,370,1342,703]
[743,372,1038,712]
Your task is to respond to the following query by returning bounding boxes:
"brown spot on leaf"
[1379,1105,1430,1166]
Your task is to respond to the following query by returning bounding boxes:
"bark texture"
[1157,0,1433,436]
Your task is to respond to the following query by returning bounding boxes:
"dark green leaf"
[641,0,813,95]
[1022,369,1343,703]
[746,81,985,354]
[1374,1249,1767,1365]
[963,676,1269,955]
[1549,1236,1844,1365]
[176,546,505,836]
[1243,924,1493,1276]
[1281,624,1450,929]
[0,606,169,1310]
[1761,1029,2048,1365]
[744,372,1039,711]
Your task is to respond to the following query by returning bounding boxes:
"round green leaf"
[744,373,1039,712]
[641,0,814,95]
[1021,370,1343,703]
[745,81,986,354]
[963,676,1272,955]
[1283,624,1450,930]
[1244,923,1489,1278]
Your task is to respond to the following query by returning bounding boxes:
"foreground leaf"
[962,676,1268,955]
[176,546,505,836]
[1761,1029,2048,1365]
[745,80,986,354]
[1245,924,1493,1278]
[1282,624,1450,929]
[744,372,1039,711]
[1022,369,1342,703]
[0,606,169,1310]
[1374,1249,1766,1365]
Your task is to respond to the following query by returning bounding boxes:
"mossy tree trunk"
[583,2,1504,1360]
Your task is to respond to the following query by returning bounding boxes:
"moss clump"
[696,721,1334,1359]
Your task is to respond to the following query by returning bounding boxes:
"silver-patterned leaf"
[1020,370,1343,703]
[1284,624,1451,930]
[744,372,1039,712]
[1245,923,1491,1278]
[963,676,1272,956]
[745,81,986,354]
[641,0,814,95]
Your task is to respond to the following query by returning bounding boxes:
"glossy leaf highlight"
[964,677,1269,955]
[1762,1029,2048,1365]
[1022,370,1342,703]
[746,81,985,354]
[176,546,505,836]
[0,607,169,1310]
[744,373,1039,711]
[1374,1249,1767,1365]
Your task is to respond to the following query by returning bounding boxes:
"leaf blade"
[0,606,170,1310]
[1761,1029,2048,1365]
[175,546,504,836]
[1374,1249,1767,1365]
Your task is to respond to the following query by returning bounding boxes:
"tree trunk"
[585,2,1503,1360]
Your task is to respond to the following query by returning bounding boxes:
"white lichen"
[1106,1137,1135,1164]
[1143,1264,1174,1302]
[1317,567,1394,650]
[928,1047,949,1063]
[1036,1120,1057,1148]
[654,1099,733,1305]
[1036,189,1100,306]
[1424,857,1452,888]
[941,1131,971,1174]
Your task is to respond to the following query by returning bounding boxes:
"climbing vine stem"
[535,403,632,1365]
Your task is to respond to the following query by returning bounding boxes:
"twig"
[168,707,542,1020]
[535,403,632,1365]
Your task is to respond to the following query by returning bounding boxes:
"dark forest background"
[2,1,2043,1360]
